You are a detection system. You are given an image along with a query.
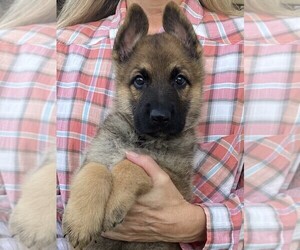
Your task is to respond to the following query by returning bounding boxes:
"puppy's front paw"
[63,163,112,248]
[9,200,56,249]
[63,203,99,248]
[9,163,56,249]
[102,159,152,232]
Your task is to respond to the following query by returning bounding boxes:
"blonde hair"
[58,0,119,28]
[0,0,56,29]
[200,0,243,16]
[246,0,300,16]
[58,0,243,28]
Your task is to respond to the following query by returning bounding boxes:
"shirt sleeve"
[180,175,244,250]
[180,132,244,250]
[244,6,300,246]
[245,192,300,250]
[200,189,243,250]
[244,135,300,249]
[243,13,300,243]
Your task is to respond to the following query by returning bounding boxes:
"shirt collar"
[109,0,203,40]
[180,0,204,26]
[110,0,127,30]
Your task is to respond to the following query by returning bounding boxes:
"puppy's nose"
[150,109,171,125]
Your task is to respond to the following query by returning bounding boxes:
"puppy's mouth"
[134,120,185,138]
[135,129,179,140]
[140,129,173,138]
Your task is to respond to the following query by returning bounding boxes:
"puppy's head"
[113,2,204,137]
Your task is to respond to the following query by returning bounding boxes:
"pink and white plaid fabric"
[244,9,300,250]
[0,24,56,249]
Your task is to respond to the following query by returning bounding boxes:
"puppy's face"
[113,2,204,137]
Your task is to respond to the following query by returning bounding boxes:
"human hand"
[102,152,206,243]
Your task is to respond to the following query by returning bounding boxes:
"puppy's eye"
[175,74,188,88]
[133,75,146,89]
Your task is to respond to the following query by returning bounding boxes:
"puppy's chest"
[87,127,195,199]
[87,117,195,176]
[134,136,176,154]
[133,138,194,199]
[133,137,195,174]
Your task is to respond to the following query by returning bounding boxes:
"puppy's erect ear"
[163,2,201,59]
[113,4,149,62]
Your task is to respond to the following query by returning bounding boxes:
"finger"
[125,151,169,182]
[103,217,154,235]
[101,231,126,240]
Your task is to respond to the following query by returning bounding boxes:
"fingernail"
[125,151,139,158]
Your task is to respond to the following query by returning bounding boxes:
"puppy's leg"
[103,159,152,231]
[9,162,56,249]
[63,162,112,248]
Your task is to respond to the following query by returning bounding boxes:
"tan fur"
[113,32,204,131]
[63,163,112,248]
[63,3,204,249]
[9,162,56,249]
[103,159,152,231]
[129,84,141,101]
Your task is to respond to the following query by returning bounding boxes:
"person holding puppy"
[57,0,243,249]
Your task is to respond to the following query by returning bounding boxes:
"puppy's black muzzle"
[134,87,187,137]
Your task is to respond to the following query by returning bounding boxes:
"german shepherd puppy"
[63,2,204,250]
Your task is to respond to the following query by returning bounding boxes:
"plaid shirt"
[0,24,56,249]
[244,11,300,250]
[57,0,244,249]
[1,3,299,249]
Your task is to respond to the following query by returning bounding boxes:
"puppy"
[63,2,204,250]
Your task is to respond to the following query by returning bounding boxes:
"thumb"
[125,151,169,182]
